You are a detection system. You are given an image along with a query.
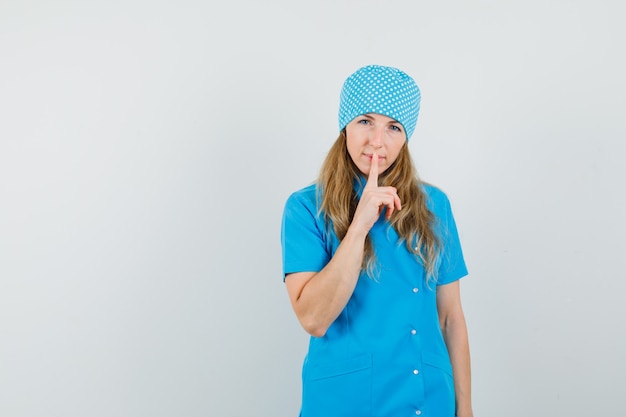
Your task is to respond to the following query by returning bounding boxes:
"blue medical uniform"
[281,180,468,417]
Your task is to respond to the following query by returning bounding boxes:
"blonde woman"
[281,65,473,417]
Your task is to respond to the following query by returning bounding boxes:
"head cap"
[338,65,421,140]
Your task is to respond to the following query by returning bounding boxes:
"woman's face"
[345,113,407,176]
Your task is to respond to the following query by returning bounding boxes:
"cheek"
[345,133,361,161]
[346,146,364,171]
[391,140,406,158]
[384,146,405,167]
[346,142,358,161]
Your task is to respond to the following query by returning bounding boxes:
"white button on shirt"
[412,287,419,293]
[413,369,419,375]
[411,329,417,335]
[415,410,422,416]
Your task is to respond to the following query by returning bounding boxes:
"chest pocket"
[301,353,372,417]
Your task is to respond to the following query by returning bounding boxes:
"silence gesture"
[351,153,402,234]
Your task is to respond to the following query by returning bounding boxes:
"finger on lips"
[364,153,401,217]
[367,153,379,186]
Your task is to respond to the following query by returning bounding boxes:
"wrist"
[345,223,370,242]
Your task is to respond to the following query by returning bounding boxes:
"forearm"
[288,154,401,337]
[291,226,367,337]
[442,313,473,417]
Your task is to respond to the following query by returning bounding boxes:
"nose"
[370,126,384,148]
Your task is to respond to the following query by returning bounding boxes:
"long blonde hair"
[317,130,441,283]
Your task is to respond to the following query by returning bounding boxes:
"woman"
[281,65,473,417]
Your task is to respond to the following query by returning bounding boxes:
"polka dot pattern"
[338,65,421,140]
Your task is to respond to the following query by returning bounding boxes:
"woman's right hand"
[285,154,401,337]
[351,153,402,234]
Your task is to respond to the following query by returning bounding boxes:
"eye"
[390,124,403,132]
[357,118,371,125]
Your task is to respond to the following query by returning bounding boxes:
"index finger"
[366,153,379,187]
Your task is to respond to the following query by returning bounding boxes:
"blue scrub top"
[281,181,468,417]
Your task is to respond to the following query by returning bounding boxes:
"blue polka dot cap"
[338,65,421,140]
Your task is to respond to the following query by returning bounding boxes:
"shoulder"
[282,183,328,242]
[286,183,317,205]
[283,183,320,217]
[420,182,452,213]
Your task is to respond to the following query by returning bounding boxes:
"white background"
[1,1,625,416]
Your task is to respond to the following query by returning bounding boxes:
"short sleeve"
[281,187,332,280]
[430,189,468,286]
